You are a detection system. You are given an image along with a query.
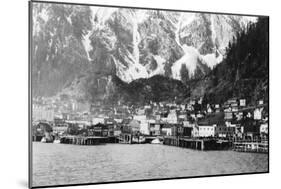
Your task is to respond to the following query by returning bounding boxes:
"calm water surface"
[32,142,268,187]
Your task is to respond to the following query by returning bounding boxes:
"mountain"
[198,17,269,106]
[87,8,256,82]
[32,3,92,96]
[32,3,258,104]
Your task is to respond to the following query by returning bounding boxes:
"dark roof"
[197,112,224,126]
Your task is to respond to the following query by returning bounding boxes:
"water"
[32,142,268,187]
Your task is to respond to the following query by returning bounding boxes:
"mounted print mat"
[29,0,269,188]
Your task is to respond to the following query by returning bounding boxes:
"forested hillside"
[201,17,269,105]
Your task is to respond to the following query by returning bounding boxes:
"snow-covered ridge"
[85,8,257,82]
[35,5,258,83]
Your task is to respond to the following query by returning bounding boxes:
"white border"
[0,0,280,189]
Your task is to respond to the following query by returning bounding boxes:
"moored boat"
[41,137,47,143]
[53,139,61,144]
[41,136,53,143]
[151,138,163,144]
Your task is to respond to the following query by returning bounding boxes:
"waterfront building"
[87,123,108,137]
[197,125,216,137]
[175,124,192,137]
[215,125,235,138]
[241,119,261,140]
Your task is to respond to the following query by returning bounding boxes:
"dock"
[233,140,268,153]
[163,137,232,151]
[60,136,117,145]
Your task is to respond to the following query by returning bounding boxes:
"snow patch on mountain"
[202,53,223,69]
[171,45,201,79]
[114,49,149,82]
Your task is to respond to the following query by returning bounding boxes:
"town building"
[87,123,108,137]
[197,125,216,137]
[215,125,235,138]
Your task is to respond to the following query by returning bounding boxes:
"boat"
[53,139,61,144]
[151,138,163,144]
[41,137,47,143]
[53,135,61,144]
[40,136,53,143]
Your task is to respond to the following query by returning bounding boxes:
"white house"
[197,125,216,137]
[92,117,105,125]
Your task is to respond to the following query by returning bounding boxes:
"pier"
[163,137,232,151]
[60,136,115,145]
[233,140,268,153]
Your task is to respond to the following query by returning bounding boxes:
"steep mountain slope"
[32,3,258,104]
[32,3,92,96]
[199,17,269,105]
[87,8,256,82]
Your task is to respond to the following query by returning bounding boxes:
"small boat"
[41,136,53,143]
[53,139,61,144]
[151,138,163,144]
[41,137,47,143]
